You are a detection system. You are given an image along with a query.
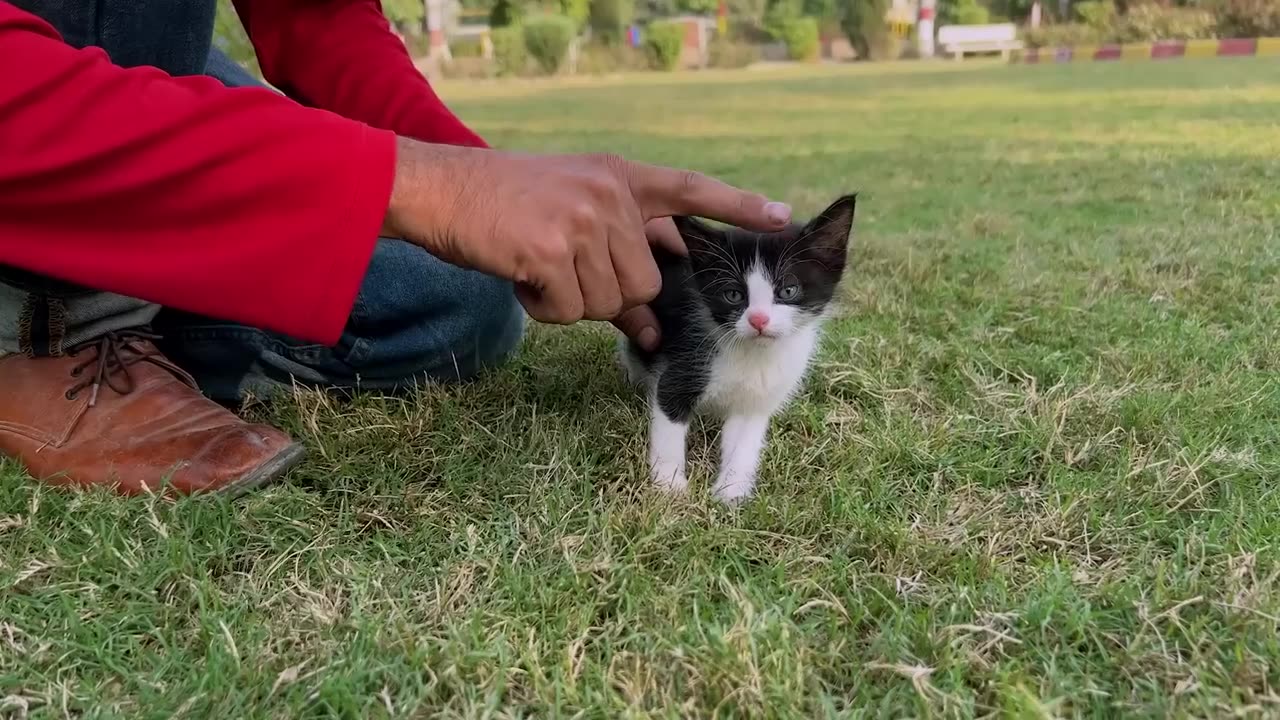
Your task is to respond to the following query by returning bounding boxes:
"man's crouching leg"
[153,238,525,403]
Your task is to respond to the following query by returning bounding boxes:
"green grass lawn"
[5,58,1280,718]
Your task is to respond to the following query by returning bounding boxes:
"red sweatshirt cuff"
[306,124,397,346]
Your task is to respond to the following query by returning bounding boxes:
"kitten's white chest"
[702,325,819,417]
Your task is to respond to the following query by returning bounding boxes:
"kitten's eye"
[722,289,744,304]
[778,284,801,301]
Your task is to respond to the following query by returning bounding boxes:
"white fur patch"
[733,264,801,340]
[703,320,820,419]
[713,414,771,503]
[649,402,689,493]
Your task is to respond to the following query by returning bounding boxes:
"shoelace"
[65,330,170,407]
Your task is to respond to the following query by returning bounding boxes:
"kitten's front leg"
[649,399,690,494]
[648,361,705,496]
[713,414,771,504]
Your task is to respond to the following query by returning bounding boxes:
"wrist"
[383,136,471,244]
[382,136,420,238]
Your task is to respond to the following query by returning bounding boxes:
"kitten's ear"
[800,194,857,258]
[671,215,726,257]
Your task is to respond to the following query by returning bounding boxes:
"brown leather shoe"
[0,331,304,496]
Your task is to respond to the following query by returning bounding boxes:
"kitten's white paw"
[650,457,688,494]
[652,471,689,494]
[712,476,755,504]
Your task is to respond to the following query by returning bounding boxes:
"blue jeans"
[1,1,524,401]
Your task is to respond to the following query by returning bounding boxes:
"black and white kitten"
[619,194,856,503]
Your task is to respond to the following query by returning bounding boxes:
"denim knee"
[155,239,524,401]
[338,239,525,384]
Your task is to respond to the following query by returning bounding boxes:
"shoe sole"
[215,442,308,498]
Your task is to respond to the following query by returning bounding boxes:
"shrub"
[1215,0,1280,36]
[708,38,762,67]
[645,20,685,70]
[1073,0,1116,29]
[805,0,840,22]
[728,17,776,44]
[491,26,528,75]
[1116,3,1214,41]
[524,15,577,73]
[401,32,432,58]
[440,57,496,79]
[590,0,635,44]
[953,0,991,24]
[576,42,649,72]
[383,0,425,29]
[560,0,592,29]
[449,37,485,58]
[764,0,804,38]
[489,0,526,27]
[841,0,892,59]
[779,17,820,60]
[1020,5,1214,48]
[1021,22,1102,47]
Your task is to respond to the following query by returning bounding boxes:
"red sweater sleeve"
[233,0,489,149]
[0,2,395,346]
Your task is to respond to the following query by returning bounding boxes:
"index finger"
[625,162,792,232]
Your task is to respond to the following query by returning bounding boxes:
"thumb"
[625,162,792,232]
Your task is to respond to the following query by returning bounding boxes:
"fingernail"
[638,327,659,350]
[765,202,791,225]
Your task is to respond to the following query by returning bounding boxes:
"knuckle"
[536,235,572,262]
[587,304,621,322]
[544,305,577,325]
[584,154,630,194]
[624,271,661,305]
[600,294,624,318]
[525,304,553,323]
[639,277,662,303]
[584,173,623,206]
[589,152,626,172]
[568,201,598,228]
[680,170,702,195]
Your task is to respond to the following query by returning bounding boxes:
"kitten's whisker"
[700,279,740,293]
[778,234,809,266]
[701,238,742,273]
[688,324,738,359]
[690,269,737,287]
[690,327,729,356]
[788,257,836,272]
[710,327,741,356]
[687,230,735,268]
[778,226,827,267]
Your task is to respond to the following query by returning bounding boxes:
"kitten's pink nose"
[748,312,770,332]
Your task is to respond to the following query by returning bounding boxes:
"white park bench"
[936,23,1024,60]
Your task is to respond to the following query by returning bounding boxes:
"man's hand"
[383,138,790,330]
[608,217,682,350]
